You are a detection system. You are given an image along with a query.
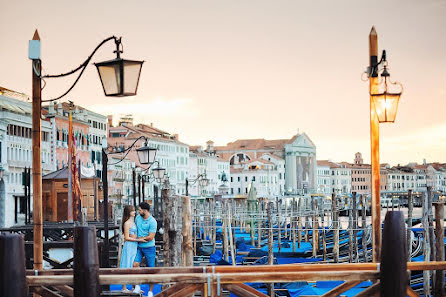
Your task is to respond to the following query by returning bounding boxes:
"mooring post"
[297,199,302,249]
[321,206,327,261]
[0,233,27,297]
[312,199,317,258]
[228,208,236,266]
[257,201,262,248]
[276,197,281,253]
[407,189,413,261]
[380,211,407,297]
[422,191,431,296]
[332,192,339,263]
[267,201,274,297]
[352,192,358,262]
[74,226,100,297]
[433,201,445,297]
[361,194,368,263]
[182,195,193,267]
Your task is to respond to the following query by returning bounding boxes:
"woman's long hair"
[121,205,135,232]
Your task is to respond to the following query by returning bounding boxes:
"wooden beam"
[27,271,379,286]
[406,286,421,297]
[156,283,196,297]
[53,285,73,297]
[353,281,380,297]
[33,287,64,297]
[26,261,446,276]
[321,280,361,297]
[168,284,201,297]
[223,284,269,297]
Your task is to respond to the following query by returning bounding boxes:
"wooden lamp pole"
[369,26,381,263]
[31,30,43,271]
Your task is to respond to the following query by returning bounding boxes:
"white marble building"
[0,89,54,227]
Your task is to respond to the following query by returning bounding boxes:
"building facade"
[0,89,53,227]
[107,116,189,198]
[214,133,316,196]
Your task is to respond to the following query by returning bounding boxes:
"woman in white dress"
[120,205,146,292]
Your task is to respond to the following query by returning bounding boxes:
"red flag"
[69,112,82,221]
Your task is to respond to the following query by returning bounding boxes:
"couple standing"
[120,202,157,296]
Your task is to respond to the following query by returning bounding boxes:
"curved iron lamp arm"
[38,36,121,102]
[106,135,148,166]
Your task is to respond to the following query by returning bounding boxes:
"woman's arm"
[123,222,145,242]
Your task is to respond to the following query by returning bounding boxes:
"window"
[231,177,233,182]
[245,176,248,182]
[237,177,240,182]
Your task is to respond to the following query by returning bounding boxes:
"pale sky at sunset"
[1,0,445,165]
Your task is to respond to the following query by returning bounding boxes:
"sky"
[1,0,445,166]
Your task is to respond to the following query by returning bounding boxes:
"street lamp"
[29,30,144,271]
[186,172,209,196]
[94,38,144,96]
[371,63,403,123]
[136,144,157,165]
[367,27,403,262]
[102,136,157,267]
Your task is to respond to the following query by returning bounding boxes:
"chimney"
[173,134,179,141]
[423,158,427,165]
[206,140,214,153]
[107,115,113,127]
[150,122,153,127]
[48,102,55,116]
[57,103,63,115]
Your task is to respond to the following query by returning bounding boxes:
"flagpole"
[68,107,73,222]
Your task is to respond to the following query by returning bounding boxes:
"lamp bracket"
[40,36,122,102]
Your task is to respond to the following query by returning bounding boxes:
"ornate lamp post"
[102,137,156,267]
[29,31,144,270]
[185,172,209,197]
[367,27,403,262]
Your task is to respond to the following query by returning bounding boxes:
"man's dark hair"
[139,202,151,212]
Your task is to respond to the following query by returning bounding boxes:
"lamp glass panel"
[123,61,143,95]
[152,167,166,179]
[148,148,156,164]
[373,93,400,123]
[200,178,209,187]
[136,147,149,164]
[97,63,121,95]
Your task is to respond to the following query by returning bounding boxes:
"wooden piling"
[267,201,274,297]
[312,200,318,258]
[223,214,229,263]
[73,226,100,297]
[163,188,182,267]
[407,189,413,261]
[361,194,368,263]
[422,191,431,296]
[348,193,354,263]
[332,193,339,263]
[427,187,435,262]
[293,198,297,252]
[257,202,262,248]
[228,209,236,266]
[267,201,274,265]
[433,201,445,297]
[182,196,193,267]
[353,192,359,263]
[0,233,27,297]
[321,206,327,261]
[276,198,281,253]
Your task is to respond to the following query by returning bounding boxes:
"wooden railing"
[24,262,446,297]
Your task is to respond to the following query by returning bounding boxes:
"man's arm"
[140,232,155,241]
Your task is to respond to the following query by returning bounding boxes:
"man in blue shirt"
[132,202,157,296]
